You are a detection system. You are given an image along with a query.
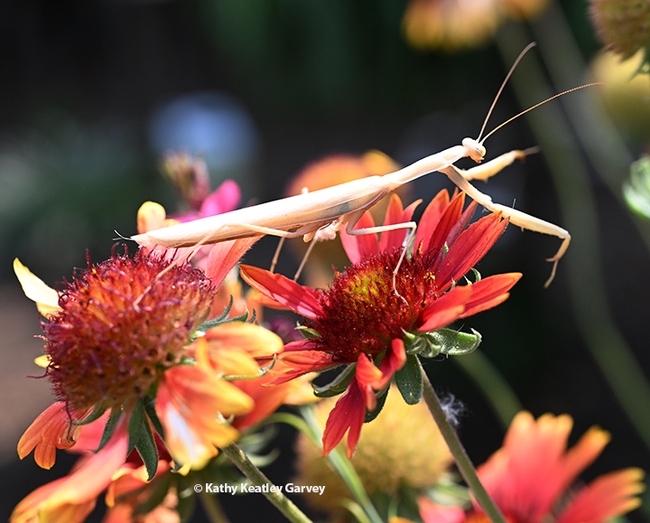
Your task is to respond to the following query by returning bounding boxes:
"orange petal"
[17,402,80,469]
[11,422,129,523]
[156,366,251,469]
[205,322,283,359]
[556,468,645,523]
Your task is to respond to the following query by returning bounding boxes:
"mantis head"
[462,138,486,163]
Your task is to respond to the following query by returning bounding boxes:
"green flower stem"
[221,442,314,523]
[419,359,506,523]
[297,408,385,523]
[494,14,650,454]
[199,491,231,523]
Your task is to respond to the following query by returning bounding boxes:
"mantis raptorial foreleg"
[459,148,538,182]
[441,161,570,287]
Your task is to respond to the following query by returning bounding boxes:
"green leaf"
[364,387,388,423]
[404,330,441,358]
[127,400,147,453]
[134,415,159,480]
[72,402,108,426]
[429,328,482,356]
[96,407,123,452]
[143,394,165,438]
[313,363,355,398]
[295,324,321,340]
[394,353,423,404]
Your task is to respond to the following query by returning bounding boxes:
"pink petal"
[199,179,241,217]
[239,265,324,318]
[419,496,466,523]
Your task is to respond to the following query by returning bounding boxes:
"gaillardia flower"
[240,190,521,457]
[12,241,281,523]
[41,249,216,412]
[419,411,645,523]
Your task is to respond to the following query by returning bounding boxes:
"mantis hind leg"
[441,164,569,287]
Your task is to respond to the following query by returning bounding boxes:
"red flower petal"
[435,212,508,290]
[378,194,421,253]
[11,421,129,523]
[206,237,259,286]
[340,210,379,263]
[239,264,324,318]
[460,273,522,318]
[555,468,645,523]
[418,285,472,332]
[414,189,451,254]
[322,377,366,458]
[422,192,468,259]
[17,402,82,470]
[376,338,407,389]
[267,340,338,384]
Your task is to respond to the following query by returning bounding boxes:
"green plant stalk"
[419,359,507,523]
[221,442,314,523]
[273,410,384,523]
[494,16,650,453]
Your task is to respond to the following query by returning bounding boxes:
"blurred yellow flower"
[402,0,549,51]
[293,384,453,515]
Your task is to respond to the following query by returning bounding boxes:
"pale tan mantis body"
[132,142,567,286]
[133,46,594,286]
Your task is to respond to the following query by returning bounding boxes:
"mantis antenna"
[481,83,603,145]
[476,42,538,143]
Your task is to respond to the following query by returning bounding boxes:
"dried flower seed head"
[42,249,216,411]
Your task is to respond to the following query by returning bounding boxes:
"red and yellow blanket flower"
[240,190,521,458]
[11,238,281,523]
[419,411,645,523]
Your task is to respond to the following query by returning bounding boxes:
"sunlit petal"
[13,258,60,317]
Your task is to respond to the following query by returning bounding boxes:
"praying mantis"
[132,45,595,287]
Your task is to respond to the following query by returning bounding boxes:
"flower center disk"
[42,250,216,411]
[312,248,436,361]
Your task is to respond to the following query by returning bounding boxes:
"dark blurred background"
[2,0,650,521]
